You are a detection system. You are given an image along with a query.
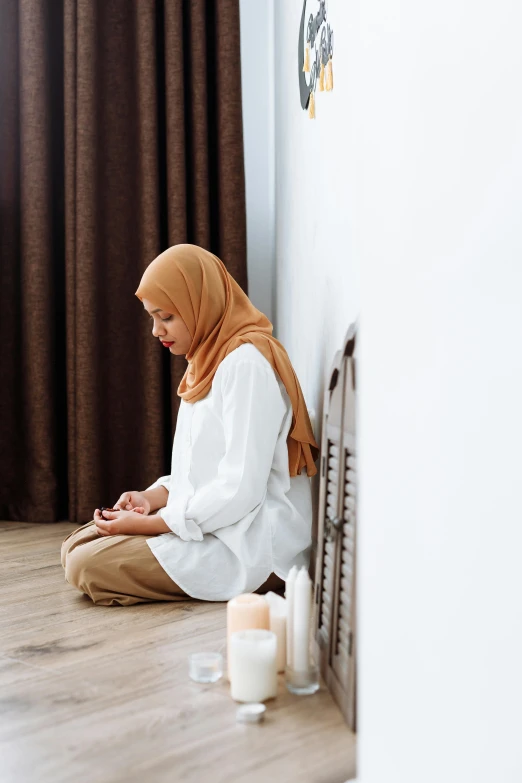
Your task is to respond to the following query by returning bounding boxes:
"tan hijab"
[135,244,319,477]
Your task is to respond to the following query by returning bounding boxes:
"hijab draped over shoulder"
[135,244,319,477]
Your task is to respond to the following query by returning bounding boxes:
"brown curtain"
[0,0,246,524]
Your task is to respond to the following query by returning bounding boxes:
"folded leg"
[61,521,188,606]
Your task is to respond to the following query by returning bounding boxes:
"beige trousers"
[61,520,284,606]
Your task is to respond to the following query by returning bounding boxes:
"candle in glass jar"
[230,629,278,703]
[226,593,269,679]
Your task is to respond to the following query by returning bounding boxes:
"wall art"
[298,0,334,119]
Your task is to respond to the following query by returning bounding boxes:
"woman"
[61,244,318,606]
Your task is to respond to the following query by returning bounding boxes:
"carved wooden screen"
[314,323,357,730]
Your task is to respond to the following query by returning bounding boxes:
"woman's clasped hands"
[94,490,152,537]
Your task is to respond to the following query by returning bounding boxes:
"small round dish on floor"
[236,703,266,724]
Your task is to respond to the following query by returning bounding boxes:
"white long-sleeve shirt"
[145,344,313,601]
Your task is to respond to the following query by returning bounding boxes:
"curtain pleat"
[0,0,246,523]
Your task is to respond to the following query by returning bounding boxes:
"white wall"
[356,1,522,782]
[239,0,275,322]
[243,2,522,779]
[241,0,357,418]
[274,0,357,418]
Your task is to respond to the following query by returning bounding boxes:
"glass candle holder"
[188,652,223,684]
[285,660,320,695]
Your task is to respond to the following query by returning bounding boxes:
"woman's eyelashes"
[149,314,173,322]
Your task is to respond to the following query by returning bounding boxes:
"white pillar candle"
[226,593,269,680]
[292,567,312,672]
[264,591,287,673]
[230,629,278,703]
[285,565,298,669]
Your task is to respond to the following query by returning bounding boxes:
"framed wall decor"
[298,0,335,119]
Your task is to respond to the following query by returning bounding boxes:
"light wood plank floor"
[0,522,356,783]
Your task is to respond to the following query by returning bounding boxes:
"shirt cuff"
[158,507,203,542]
[145,475,171,492]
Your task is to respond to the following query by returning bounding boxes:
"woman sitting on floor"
[61,244,318,606]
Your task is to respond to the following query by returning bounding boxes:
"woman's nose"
[152,321,166,338]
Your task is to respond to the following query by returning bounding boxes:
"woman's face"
[142,298,192,356]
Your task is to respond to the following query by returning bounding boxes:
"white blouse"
[145,344,312,601]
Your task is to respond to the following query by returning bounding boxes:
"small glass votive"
[188,652,223,684]
[285,661,320,695]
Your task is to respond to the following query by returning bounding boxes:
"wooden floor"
[0,522,355,783]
